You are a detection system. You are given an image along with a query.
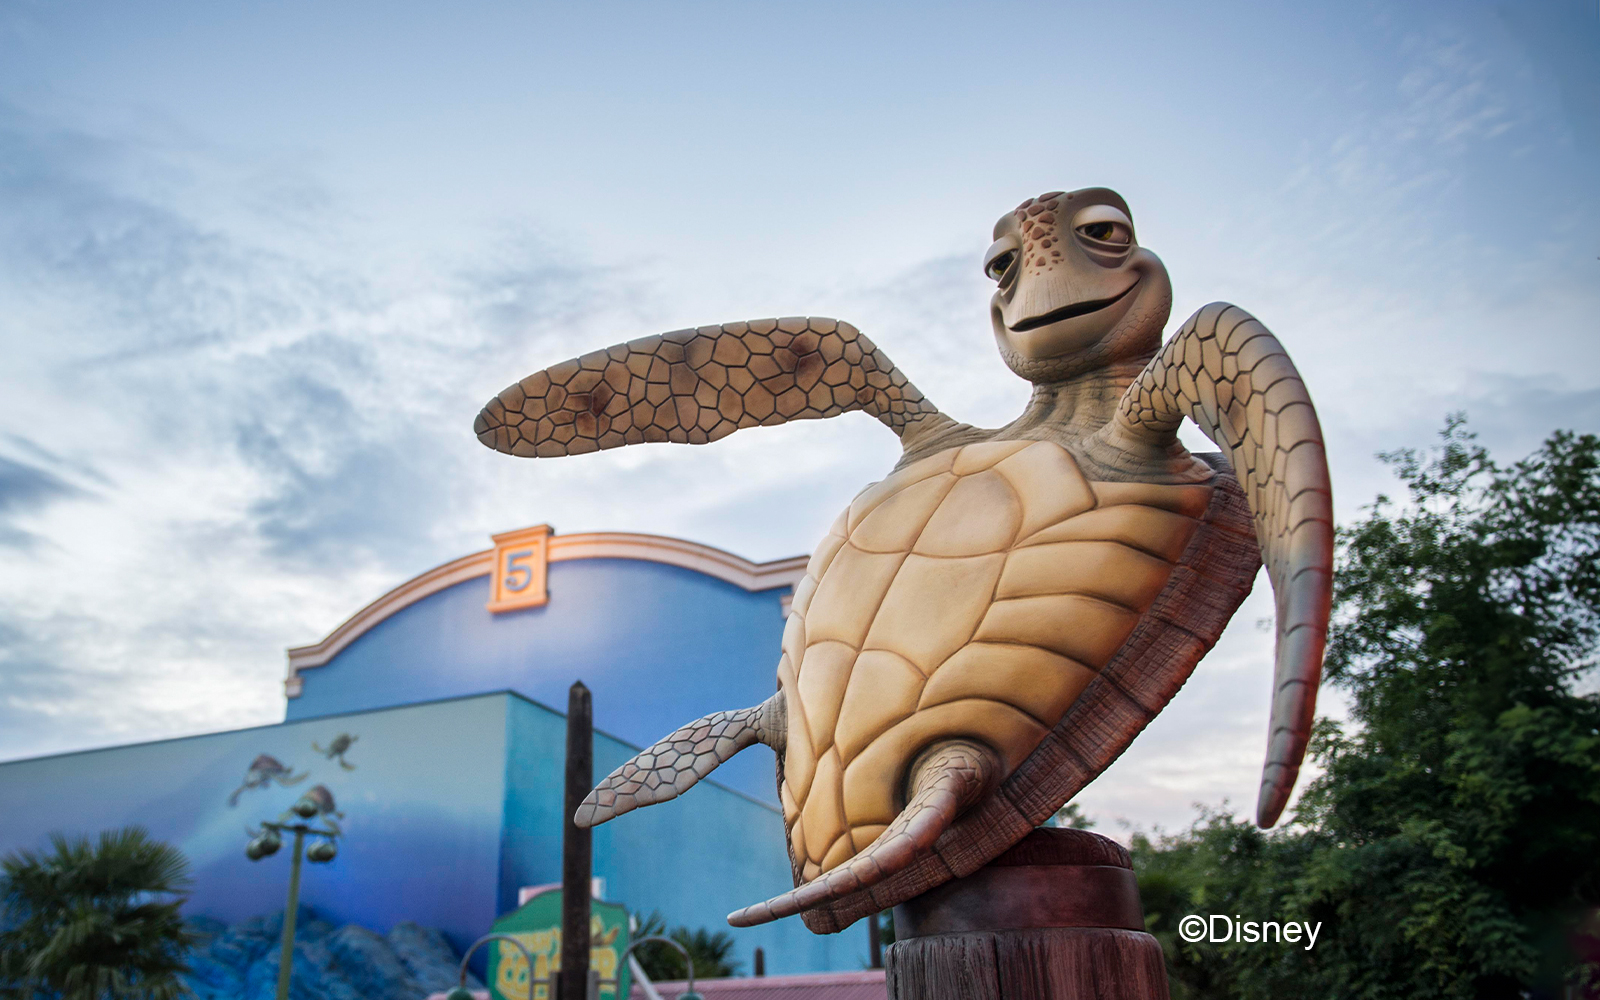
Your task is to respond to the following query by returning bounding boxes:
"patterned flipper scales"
[575,692,786,828]
[1091,302,1334,827]
[474,317,942,457]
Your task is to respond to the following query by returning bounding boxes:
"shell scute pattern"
[781,439,1210,882]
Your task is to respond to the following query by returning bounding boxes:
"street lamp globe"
[306,840,337,864]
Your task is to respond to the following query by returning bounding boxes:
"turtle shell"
[776,437,1259,931]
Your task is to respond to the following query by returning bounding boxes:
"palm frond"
[0,826,196,999]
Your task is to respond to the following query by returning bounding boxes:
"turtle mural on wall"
[292,783,346,835]
[313,732,359,770]
[227,754,308,807]
[250,783,346,837]
[474,187,1334,933]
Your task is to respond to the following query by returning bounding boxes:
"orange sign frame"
[487,524,552,613]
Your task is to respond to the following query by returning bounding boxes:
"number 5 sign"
[487,524,552,613]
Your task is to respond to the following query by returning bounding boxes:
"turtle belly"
[776,439,1213,882]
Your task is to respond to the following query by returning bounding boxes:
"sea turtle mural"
[292,783,345,835]
[473,187,1334,932]
[227,753,308,808]
[313,732,359,770]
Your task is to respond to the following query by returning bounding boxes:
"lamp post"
[245,788,344,1000]
[620,936,701,1000]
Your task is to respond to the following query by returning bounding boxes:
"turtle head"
[985,187,1172,384]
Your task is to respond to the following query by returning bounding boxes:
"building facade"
[0,528,857,975]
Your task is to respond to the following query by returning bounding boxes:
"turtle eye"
[1070,204,1136,258]
[985,249,1017,282]
[1076,221,1132,247]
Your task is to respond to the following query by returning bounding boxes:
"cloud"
[1,100,857,771]
[0,451,91,550]
[0,106,637,752]
[0,619,80,759]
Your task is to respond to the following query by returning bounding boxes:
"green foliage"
[630,910,741,982]
[874,910,896,951]
[1049,801,1096,830]
[1133,809,1319,999]
[1134,419,1600,999]
[0,826,196,1000]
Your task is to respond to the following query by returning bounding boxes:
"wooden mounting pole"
[560,680,594,1000]
[886,828,1169,1000]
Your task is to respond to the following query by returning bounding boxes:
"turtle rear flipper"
[574,692,786,828]
[727,740,998,927]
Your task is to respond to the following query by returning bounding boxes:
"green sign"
[489,889,631,1000]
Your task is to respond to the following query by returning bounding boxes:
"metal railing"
[444,932,703,1000]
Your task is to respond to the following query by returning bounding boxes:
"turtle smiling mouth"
[1010,279,1140,332]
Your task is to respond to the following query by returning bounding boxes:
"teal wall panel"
[0,696,510,954]
[500,696,855,977]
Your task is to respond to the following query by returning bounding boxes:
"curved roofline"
[284,531,807,698]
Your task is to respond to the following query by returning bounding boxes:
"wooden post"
[869,912,883,968]
[885,828,1168,1000]
[753,947,765,977]
[560,681,594,1000]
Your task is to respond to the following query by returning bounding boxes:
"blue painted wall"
[287,558,790,802]
[0,695,509,951]
[0,691,861,974]
[503,697,850,976]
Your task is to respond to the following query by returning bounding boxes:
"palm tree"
[630,910,741,981]
[0,826,195,1000]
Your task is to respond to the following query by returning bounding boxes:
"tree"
[630,910,741,982]
[1049,801,1096,830]
[1133,419,1600,999]
[0,826,196,1000]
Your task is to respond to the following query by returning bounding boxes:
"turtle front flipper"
[1088,302,1334,828]
[574,691,786,828]
[475,318,950,458]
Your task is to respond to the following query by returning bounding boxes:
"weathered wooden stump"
[886,828,1168,1000]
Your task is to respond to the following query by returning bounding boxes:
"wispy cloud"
[0,451,93,551]
[0,106,652,754]
[0,2,1594,838]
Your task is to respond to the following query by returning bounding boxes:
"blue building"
[0,527,858,975]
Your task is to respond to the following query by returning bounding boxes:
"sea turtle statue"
[474,187,1333,933]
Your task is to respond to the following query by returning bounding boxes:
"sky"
[1,0,1597,837]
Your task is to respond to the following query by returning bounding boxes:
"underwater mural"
[313,733,359,770]
[297,784,346,835]
[0,691,851,976]
[226,754,308,807]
